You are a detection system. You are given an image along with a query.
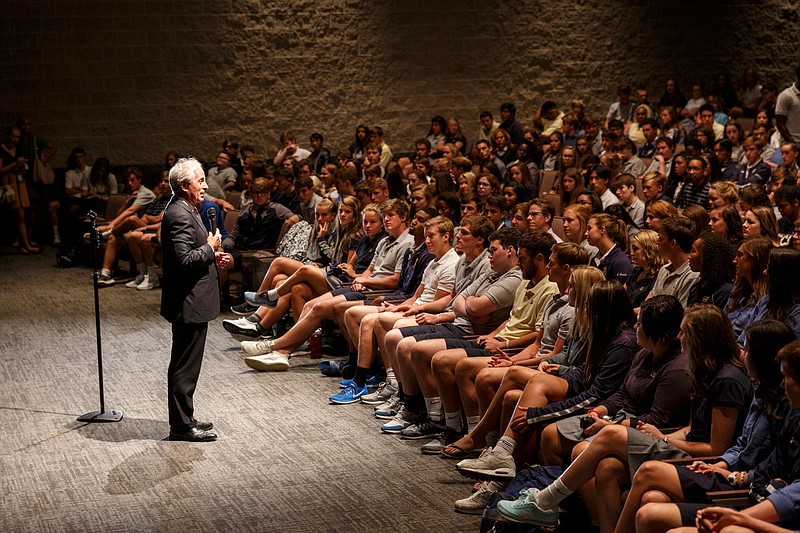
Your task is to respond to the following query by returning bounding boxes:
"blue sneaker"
[338,378,357,389]
[496,489,559,527]
[244,290,278,307]
[329,383,368,404]
[339,375,383,388]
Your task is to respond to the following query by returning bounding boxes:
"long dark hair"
[766,247,800,322]
[697,232,735,289]
[683,304,744,398]
[744,319,796,420]
[584,280,636,385]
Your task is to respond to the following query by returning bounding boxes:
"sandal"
[441,443,480,460]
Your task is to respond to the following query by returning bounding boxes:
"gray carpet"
[0,248,477,532]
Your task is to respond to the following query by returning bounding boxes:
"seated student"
[715,138,741,182]
[222,197,363,336]
[710,204,744,246]
[296,176,322,224]
[493,305,752,530]
[430,242,589,457]
[272,130,311,167]
[271,167,301,215]
[94,168,157,285]
[460,195,483,218]
[453,279,636,513]
[616,137,647,178]
[645,137,676,178]
[588,166,621,209]
[587,213,633,283]
[626,229,667,308]
[737,136,772,187]
[617,319,795,533]
[387,232,559,442]
[676,156,711,210]
[613,173,645,228]
[330,216,460,404]
[637,117,660,158]
[743,205,781,244]
[376,228,524,434]
[687,231,735,308]
[774,183,800,235]
[744,247,800,342]
[219,177,294,276]
[206,151,237,198]
[367,176,389,205]
[538,295,690,468]
[240,199,414,371]
[124,171,173,290]
[645,216,700,308]
[369,126,393,169]
[708,180,740,211]
[483,195,508,231]
[527,199,562,243]
[340,213,492,407]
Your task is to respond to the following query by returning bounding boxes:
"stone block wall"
[2,0,799,166]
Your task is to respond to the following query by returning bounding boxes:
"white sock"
[136,263,147,275]
[536,477,573,510]
[424,396,443,421]
[486,480,507,492]
[101,268,111,277]
[267,288,279,300]
[386,368,397,388]
[445,411,462,432]
[485,430,499,447]
[53,225,60,239]
[494,436,516,457]
[466,415,481,433]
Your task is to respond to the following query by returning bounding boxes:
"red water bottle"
[310,328,322,358]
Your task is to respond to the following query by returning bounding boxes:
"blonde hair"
[569,265,606,338]
[710,181,739,206]
[631,229,667,279]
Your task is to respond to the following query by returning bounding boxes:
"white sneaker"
[456,447,516,481]
[245,353,289,372]
[454,482,495,514]
[137,275,160,290]
[361,381,397,405]
[125,274,145,288]
[241,338,275,356]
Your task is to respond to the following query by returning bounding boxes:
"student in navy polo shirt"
[586,213,633,283]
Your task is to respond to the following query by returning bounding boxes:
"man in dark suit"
[161,157,228,442]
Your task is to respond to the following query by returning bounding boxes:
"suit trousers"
[168,320,208,429]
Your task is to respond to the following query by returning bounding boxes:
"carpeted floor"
[0,248,478,532]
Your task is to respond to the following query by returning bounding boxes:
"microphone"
[208,208,217,234]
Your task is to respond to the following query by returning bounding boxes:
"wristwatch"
[663,436,670,443]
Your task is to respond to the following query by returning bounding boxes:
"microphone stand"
[77,210,123,423]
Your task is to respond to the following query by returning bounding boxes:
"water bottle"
[310,328,322,359]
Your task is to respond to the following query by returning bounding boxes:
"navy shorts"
[330,287,367,301]
[441,338,491,357]
[398,323,466,342]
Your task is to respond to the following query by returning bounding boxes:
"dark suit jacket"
[160,196,220,324]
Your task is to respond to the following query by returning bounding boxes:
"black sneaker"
[399,418,447,440]
[230,302,258,315]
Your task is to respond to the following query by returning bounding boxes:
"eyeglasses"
[529,212,544,217]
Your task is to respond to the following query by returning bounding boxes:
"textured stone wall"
[2,0,799,166]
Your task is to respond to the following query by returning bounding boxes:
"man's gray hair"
[169,157,203,194]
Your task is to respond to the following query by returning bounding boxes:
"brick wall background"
[2,0,799,166]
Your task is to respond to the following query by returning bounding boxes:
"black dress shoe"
[169,427,217,442]
[194,420,213,431]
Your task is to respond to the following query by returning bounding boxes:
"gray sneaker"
[420,427,461,455]
[373,393,401,419]
[454,482,495,515]
[380,405,423,433]
[361,381,397,405]
[456,446,516,481]
[400,418,446,440]
[125,274,145,288]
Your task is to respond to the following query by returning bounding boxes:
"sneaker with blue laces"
[496,488,559,527]
[339,375,383,389]
[329,383,369,404]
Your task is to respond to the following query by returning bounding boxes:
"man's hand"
[215,252,232,269]
[207,229,221,249]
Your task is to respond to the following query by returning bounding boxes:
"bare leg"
[474,366,507,414]
[431,348,468,413]
[290,283,315,321]
[501,371,571,442]
[409,339,448,397]
[271,294,349,353]
[256,257,304,292]
[540,422,569,466]
[455,358,493,416]
[274,263,331,297]
[615,461,684,533]
[343,305,379,353]
[394,335,422,394]
[127,231,145,264]
[333,299,364,340]
[636,502,684,533]
[595,456,629,533]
